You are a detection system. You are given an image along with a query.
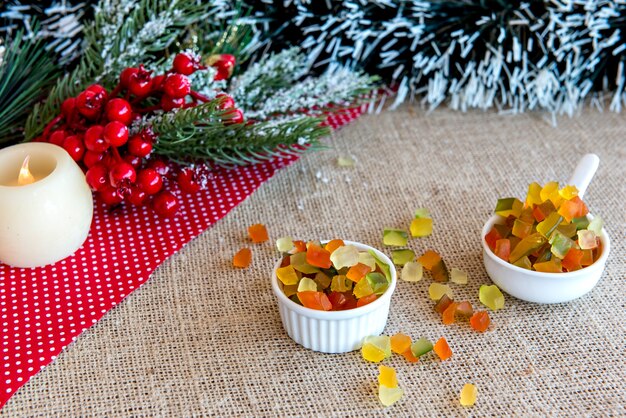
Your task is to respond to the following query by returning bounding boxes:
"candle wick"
[18,155,36,185]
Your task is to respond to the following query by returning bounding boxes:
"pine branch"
[150,101,330,166]
[0,25,59,145]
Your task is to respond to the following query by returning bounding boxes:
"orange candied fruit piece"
[494,239,511,262]
[297,291,332,311]
[433,337,452,361]
[442,302,458,325]
[418,250,441,271]
[306,244,332,268]
[248,224,269,243]
[356,293,378,307]
[292,240,307,253]
[233,248,252,268]
[390,333,412,354]
[484,227,503,251]
[470,311,490,332]
[562,247,583,272]
[346,263,372,282]
[401,348,419,363]
[324,239,345,254]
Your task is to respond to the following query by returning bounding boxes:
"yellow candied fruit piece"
[559,185,579,200]
[276,265,299,285]
[379,385,404,407]
[361,336,392,362]
[297,277,317,292]
[525,182,543,206]
[378,365,398,388]
[460,383,477,406]
[410,217,433,237]
[450,268,468,284]
[401,261,423,282]
[540,181,559,202]
[428,283,453,301]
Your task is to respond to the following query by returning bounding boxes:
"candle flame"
[18,155,36,185]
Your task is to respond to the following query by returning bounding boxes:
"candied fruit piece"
[366,272,389,295]
[558,196,586,222]
[362,335,392,362]
[337,156,355,167]
[512,256,532,270]
[442,302,458,325]
[509,233,546,263]
[470,311,490,332]
[460,383,477,406]
[330,275,352,292]
[347,263,372,282]
[383,228,408,246]
[290,252,320,274]
[292,240,307,253]
[557,223,578,238]
[450,268,468,285]
[378,365,398,388]
[549,230,574,259]
[494,239,511,262]
[392,249,415,266]
[401,348,419,363]
[297,277,317,292]
[313,272,332,290]
[577,230,598,250]
[572,216,590,230]
[324,239,345,254]
[297,291,332,311]
[431,259,450,282]
[358,252,377,270]
[562,248,583,272]
[433,337,452,360]
[587,216,603,234]
[390,333,412,354]
[410,217,433,237]
[369,250,392,280]
[479,284,504,311]
[414,207,431,218]
[327,291,348,310]
[330,244,359,269]
[519,207,535,225]
[495,197,523,218]
[532,200,556,222]
[525,182,543,207]
[233,248,252,268]
[418,250,441,270]
[534,259,562,273]
[484,227,503,251]
[455,301,474,318]
[378,385,404,407]
[276,237,294,253]
[512,219,533,239]
[540,181,561,206]
[248,224,269,243]
[282,284,298,298]
[306,244,332,268]
[429,283,453,301]
[401,261,423,282]
[580,249,594,266]
[353,276,375,298]
[434,294,453,314]
[537,212,563,238]
[410,338,433,357]
[559,185,579,200]
[357,293,378,307]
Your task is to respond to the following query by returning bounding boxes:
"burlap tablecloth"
[3,106,625,416]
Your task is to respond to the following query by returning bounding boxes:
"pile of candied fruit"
[486,182,603,272]
[274,238,392,311]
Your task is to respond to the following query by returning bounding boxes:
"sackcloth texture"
[2,106,625,417]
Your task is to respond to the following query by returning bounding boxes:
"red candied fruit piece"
[470,311,490,332]
[562,247,584,272]
[433,337,452,361]
[306,244,332,269]
[248,223,269,243]
[485,227,503,251]
[297,291,332,311]
[356,294,378,308]
[328,291,347,310]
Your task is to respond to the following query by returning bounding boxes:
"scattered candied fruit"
[470,311,490,332]
[433,337,452,360]
[378,365,398,388]
[362,335,392,362]
[460,383,477,406]
[390,333,412,354]
[418,250,441,270]
[478,284,505,311]
[248,223,269,243]
[378,385,403,407]
[233,248,252,268]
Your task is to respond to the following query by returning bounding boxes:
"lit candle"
[0,143,93,268]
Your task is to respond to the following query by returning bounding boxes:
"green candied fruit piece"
[572,216,590,231]
[368,250,392,281]
[353,275,375,298]
[414,208,431,219]
[556,223,577,238]
[509,233,547,263]
[410,338,433,357]
[366,272,389,295]
[383,228,408,247]
[513,256,532,270]
[290,252,321,274]
[479,284,505,311]
[587,216,604,235]
[536,212,563,238]
[549,230,574,259]
[297,277,317,292]
[391,249,415,266]
[494,197,523,218]
[276,236,294,253]
[534,244,552,264]
[401,261,423,282]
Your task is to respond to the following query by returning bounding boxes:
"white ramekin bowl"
[271,240,397,353]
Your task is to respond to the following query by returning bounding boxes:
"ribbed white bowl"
[271,241,396,354]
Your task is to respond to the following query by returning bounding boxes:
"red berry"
[103,121,129,147]
[177,168,201,193]
[127,135,153,157]
[106,98,133,125]
[215,93,235,110]
[62,135,85,161]
[83,151,105,168]
[137,168,163,195]
[128,65,153,97]
[120,67,139,88]
[84,125,109,152]
[147,159,171,177]
[123,153,142,168]
[127,186,148,206]
[76,89,106,119]
[61,98,76,119]
[108,161,136,187]
[151,74,165,91]
[86,84,108,99]
[173,53,196,75]
[163,74,190,98]
[85,164,109,191]
[161,95,185,111]
[152,191,179,218]
[223,108,244,125]
[98,185,123,206]
[210,54,236,81]
[48,130,67,146]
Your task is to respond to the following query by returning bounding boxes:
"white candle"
[0,143,93,268]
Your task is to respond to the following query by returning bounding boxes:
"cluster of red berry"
[37,52,242,217]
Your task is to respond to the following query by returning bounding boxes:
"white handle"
[567,154,599,199]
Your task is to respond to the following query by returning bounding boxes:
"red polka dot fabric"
[0,109,361,408]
